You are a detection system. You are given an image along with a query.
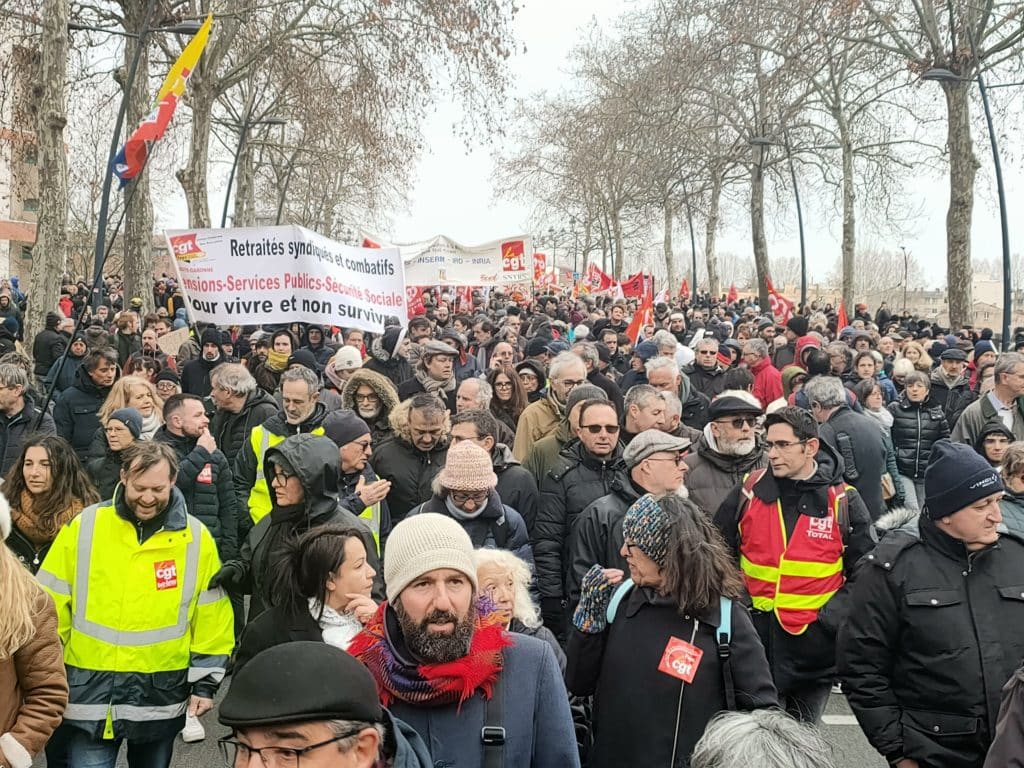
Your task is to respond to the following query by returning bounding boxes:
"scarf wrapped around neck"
[349,600,512,708]
[266,348,290,372]
[414,368,456,398]
[13,490,85,544]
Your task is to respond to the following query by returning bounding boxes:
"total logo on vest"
[806,516,835,540]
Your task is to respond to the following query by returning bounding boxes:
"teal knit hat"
[622,494,672,566]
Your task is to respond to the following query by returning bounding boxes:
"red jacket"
[750,355,783,408]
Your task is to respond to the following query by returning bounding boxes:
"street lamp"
[921,61,1011,348]
[220,115,288,228]
[67,19,204,37]
[72,3,204,311]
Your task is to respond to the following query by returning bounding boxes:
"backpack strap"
[830,483,851,538]
[605,578,634,624]
[717,595,736,711]
[488,511,510,550]
[481,667,505,768]
[740,468,767,501]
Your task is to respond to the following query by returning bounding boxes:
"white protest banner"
[363,232,532,287]
[165,225,406,332]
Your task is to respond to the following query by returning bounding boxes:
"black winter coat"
[86,447,124,500]
[32,328,67,378]
[209,388,279,468]
[684,364,727,399]
[407,492,534,567]
[838,517,1024,768]
[372,437,447,524]
[234,605,322,676]
[179,355,223,397]
[536,440,628,606]
[567,478,642,607]
[492,443,540,534]
[714,442,876,694]
[684,433,767,518]
[818,404,888,520]
[153,427,239,561]
[887,396,950,480]
[53,366,113,459]
[0,395,55,475]
[929,368,974,427]
[566,587,778,768]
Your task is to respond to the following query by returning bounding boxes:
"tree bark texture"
[944,83,977,329]
[663,201,678,293]
[840,132,856,316]
[178,70,214,228]
[27,0,70,350]
[751,158,770,311]
[705,169,722,297]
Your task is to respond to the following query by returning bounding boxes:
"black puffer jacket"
[684,430,768,517]
[567,477,642,608]
[209,388,280,468]
[153,426,239,561]
[684,363,727,399]
[226,434,383,621]
[372,436,447,524]
[407,491,533,567]
[492,443,540,534]
[566,586,778,768]
[363,335,412,390]
[536,440,628,612]
[32,327,67,378]
[0,395,55,475]
[53,365,115,459]
[838,515,1024,768]
[887,395,950,480]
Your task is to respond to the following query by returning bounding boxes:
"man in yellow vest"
[323,409,391,555]
[37,441,233,768]
[713,406,873,724]
[232,366,328,535]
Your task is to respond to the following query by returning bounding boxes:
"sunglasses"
[716,416,758,429]
[581,424,620,435]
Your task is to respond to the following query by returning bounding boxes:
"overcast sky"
[384,0,1023,291]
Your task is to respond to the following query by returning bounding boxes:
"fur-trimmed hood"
[340,368,399,413]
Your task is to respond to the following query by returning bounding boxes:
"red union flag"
[766,277,794,324]
[533,252,547,284]
[586,263,614,292]
[727,283,738,304]
[679,278,689,298]
[502,240,525,273]
[406,286,426,318]
[620,271,645,298]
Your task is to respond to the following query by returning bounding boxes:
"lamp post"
[74,7,204,311]
[221,114,288,228]
[921,56,1011,348]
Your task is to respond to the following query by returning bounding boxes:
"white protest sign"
[165,225,406,332]
[363,232,532,287]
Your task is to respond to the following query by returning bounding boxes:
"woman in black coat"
[887,371,950,512]
[234,524,378,675]
[566,495,778,768]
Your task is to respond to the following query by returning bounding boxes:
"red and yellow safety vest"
[737,468,848,635]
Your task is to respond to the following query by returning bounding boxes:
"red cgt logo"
[154,560,178,591]
[501,240,525,273]
[169,233,205,262]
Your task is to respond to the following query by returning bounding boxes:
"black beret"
[219,642,383,728]
[708,394,763,420]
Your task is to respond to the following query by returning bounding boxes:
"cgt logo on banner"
[363,232,533,287]
[165,225,407,333]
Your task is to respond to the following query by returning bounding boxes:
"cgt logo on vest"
[154,560,179,591]
[806,516,835,540]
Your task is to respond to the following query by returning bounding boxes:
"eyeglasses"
[765,439,807,451]
[218,730,363,768]
[348,440,372,452]
[558,378,587,388]
[494,381,513,389]
[581,423,620,435]
[646,453,688,467]
[354,393,379,402]
[451,490,489,506]
[715,416,758,429]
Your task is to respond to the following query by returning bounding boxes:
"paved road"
[35,690,885,768]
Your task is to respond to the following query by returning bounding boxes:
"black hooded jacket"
[227,434,382,622]
[713,441,875,694]
[180,352,223,397]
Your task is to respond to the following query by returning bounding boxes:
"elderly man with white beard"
[684,392,768,516]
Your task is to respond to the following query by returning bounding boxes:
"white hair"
[691,710,837,768]
[473,548,542,628]
[645,356,680,377]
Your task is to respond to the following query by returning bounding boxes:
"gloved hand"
[208,561,245,592]
[572,565,623,634]
[541,597,567,639]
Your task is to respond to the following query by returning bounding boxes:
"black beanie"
[322,409,370,447]
[924,439,1003,519]
[46,311,62,330]
[287,349,321,374]
[786,315,809,337]
[200,328,222,347]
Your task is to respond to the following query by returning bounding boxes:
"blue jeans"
[779,682,833,724]
[51,727,175,768]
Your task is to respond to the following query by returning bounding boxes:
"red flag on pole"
[837,301,849,330]
[679,278,689,298]
[765,277,794,324]
[625,289,654,344]
[620,272,646,298]
[727,284,738,304]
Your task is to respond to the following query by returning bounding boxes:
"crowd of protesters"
[3,274,1024,768]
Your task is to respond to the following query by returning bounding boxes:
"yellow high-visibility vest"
[247,423,325,523]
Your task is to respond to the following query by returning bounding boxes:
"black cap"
[288,349,321,373]
[219,642,383,728]
[525,337,550,357]
[708,394,763,420]
[940,348,967,362]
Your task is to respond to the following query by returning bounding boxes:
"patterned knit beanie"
[384,513,478,602]
[622,494,672,567]
[436,442,497,492]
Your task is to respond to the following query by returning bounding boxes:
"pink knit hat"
[438,442,497,492]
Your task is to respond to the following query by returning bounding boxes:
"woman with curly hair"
[0,492,69,766]
[4,435,99,573]
[486,366,528,436]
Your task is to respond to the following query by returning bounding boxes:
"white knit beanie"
[384,513,478,603]
[0,490,10,541]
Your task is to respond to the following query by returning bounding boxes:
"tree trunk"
[27,0,70,350]
[705,169,722,297]
[611,208,624,279]
[751,157,770,310]
[233,138,256,227]
[840,129,856,315]
[178,73,214,228]
[663,200,678,294]
[122,3,153,315]
[944,83,977,329]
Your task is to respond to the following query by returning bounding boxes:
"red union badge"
[169,233,204,262]
[197,463,213,484]
[658,636,703,683]
[154,560,178,591]
[501,240,525,273]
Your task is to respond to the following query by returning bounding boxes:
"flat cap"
[219,642,383,728]
[940,348,968,361]
[420,339,459,357]
[708,394,763,420]
[623,429,691,468]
